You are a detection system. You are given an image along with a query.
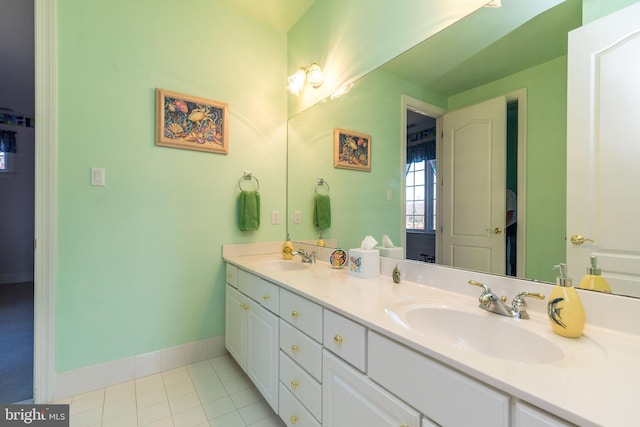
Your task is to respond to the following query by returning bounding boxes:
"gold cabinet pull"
[570,234,594,245]
[240,303,249,310]
[262,294,270,301]
[333,334,343,345]
[290,415,299,424]
[291,310,300,318]
[291,344,299,353]
[290,380,299,389]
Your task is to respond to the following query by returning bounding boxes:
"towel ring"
[315,178,330,195]
[238,173,259,191]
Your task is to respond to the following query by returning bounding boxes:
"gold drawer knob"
[291,310,300,318]
[290,415,299,424]
[262,294,270,301]
[240,303,249,310]
[333,334,343,345]
[290,380,299,389]
[291,344,299,353]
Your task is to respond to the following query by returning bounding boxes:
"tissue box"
[348,249,380,279]
[376,246,404,259]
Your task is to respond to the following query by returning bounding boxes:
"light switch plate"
[271,210,280,225]
[91,167,105,186]
[293,210,301,224]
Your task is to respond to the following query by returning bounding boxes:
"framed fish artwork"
[333,128,371,171]
[155,88,229,154]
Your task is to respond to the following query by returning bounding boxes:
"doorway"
[0,0,35,404]
[401,91,526,277]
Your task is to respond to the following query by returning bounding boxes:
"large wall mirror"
[287,0,638,298]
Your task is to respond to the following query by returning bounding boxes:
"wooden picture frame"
[334,128,371,171]
[156,88,229,154]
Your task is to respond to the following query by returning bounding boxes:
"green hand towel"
[314,194,331,230]
[239,190,260,231]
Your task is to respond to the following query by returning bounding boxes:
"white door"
[442,96,507,274]
[566,2,640,297]
[246,301,279,413]
[224,285,247,368]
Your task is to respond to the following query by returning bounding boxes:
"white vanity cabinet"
[224,270,280,412]
[224,261,581,427]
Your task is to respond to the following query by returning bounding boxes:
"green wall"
[583,0,640,23]
[55,0,287,371]
[448,57,568,283]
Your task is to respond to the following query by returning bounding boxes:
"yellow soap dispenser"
[578,256,612,293]
[317,232,325,247]
[547,263,585,338]
[282,233,294,260]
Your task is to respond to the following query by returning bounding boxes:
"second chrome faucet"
[468,280,544,319]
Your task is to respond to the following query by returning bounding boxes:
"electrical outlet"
[293,210,301,224]
[271,210,280,225]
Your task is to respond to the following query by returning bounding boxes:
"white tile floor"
[53,355,286,427]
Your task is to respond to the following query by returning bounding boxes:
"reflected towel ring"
[315,178,330,195]
[238,173,260,191]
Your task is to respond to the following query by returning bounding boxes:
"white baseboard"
[0,272,34,285]
[53,334,226,401]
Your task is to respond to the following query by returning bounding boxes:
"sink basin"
[386,298,565,364]
[262,260,310,271]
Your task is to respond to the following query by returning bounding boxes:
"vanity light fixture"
[484,0,501,7]
[287,62,325,95]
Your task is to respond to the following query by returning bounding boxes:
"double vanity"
[223,242,640,427]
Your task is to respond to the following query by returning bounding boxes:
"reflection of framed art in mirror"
[333,128,371,171]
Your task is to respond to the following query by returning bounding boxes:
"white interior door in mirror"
[442,96,506,274]
[567,2,640,297]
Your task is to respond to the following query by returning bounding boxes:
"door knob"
[486,227,502,234]
[570,234,594,245]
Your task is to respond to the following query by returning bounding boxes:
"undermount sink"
[262,260,310,271]
[386,297,572,364]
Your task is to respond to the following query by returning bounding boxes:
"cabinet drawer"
[280,351,322,421]
[238,269,279,314]
[323,310,366,372]
[225,263,238,288]
[368,331,510,427]
[279,383,321,427]
[280,289,323,342]
[280,320,323,381]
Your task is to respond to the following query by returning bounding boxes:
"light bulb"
[306,63,325,88]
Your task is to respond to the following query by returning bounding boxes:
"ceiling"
[380,0,582,97]
[215,0,316,32]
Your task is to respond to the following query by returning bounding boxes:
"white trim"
[53,335,227,400]
[33,0,57,404]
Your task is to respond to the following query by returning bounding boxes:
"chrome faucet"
[292,248,316,264]
[468,280,544,319]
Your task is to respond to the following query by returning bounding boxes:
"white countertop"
[224,250,640,427]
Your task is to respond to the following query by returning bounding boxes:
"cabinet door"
[246,301,279,413]
[225,284,247,368]
[513,402,573,427]
[323,350,420,427]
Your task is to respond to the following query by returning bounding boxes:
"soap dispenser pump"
[578,256,612,293]
[547,263,585,338]
[282,233,294,260]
